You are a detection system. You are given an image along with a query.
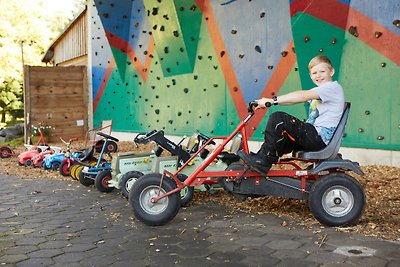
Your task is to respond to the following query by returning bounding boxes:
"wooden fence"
[23,66,88,144]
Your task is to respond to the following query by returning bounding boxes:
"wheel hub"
[322,185,354,217]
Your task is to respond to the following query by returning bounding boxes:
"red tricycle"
[129,101,365,227]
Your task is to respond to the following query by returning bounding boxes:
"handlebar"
[59,137,79,145]
[247,100,272,114]
[97,131,119,142]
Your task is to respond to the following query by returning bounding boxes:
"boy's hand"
[256,98,273,109]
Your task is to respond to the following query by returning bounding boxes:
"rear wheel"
[78,168,94,186]
[24,159,33,167]
[95,170,114,193]
[0,146,12,158]
[51,161,61,171]
[69,164,80,180]
[119,171,144,198]
[129,173,180,226]
[218,163,250,201]
[309,173,365,227]
[177,174,194,207]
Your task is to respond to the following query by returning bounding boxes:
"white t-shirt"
[306,81,345,143]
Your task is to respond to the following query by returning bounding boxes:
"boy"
[238,55,344,174]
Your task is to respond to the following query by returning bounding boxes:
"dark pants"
[259,111,326,160]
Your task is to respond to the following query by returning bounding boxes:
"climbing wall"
[90,0,400,151]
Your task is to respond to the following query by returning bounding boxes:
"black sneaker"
[238,150,271,175]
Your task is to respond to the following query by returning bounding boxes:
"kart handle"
[248,100,272,114]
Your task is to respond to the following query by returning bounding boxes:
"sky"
[42,0,84,19]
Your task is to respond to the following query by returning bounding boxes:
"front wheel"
[59,161,70,176]
[129,173,180,226]
[119,171,144,198]
[309,173,365,227]
[95,170,114,193]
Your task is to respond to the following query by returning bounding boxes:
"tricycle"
[129,101,366,227]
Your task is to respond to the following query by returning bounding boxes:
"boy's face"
[309,62,334,86]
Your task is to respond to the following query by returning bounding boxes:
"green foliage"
[0,0,85,125]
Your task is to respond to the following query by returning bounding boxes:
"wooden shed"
[24,7,89,143]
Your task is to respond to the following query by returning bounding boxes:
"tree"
[0,0,85,126]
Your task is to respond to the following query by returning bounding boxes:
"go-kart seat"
[217,136,242,164]
[293,102,350,160]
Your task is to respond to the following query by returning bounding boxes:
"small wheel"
[104,141,118,153]
[78,168,94,186]
[309,173,365,227]
[51,161,61,171]
[24,159,33,167]
[40,161,48,170]
[119,171,144,198]
[59,161,70,176]
[217,163,250,201]
[69,164,79,179]
[129,173,181,226]
[0,146,12,158]
[177,174,194,207]
[95,170,114,193]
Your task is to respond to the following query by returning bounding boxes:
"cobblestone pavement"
[1,174,400,267]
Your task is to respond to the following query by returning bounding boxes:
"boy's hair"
[308,55,333,71]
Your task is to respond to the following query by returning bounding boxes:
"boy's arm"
[257,90,319,109]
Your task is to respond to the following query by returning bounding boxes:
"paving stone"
[28,248,64,258]
[265,239,303,250]
[1,174,400,267]
[16,257,54,267]
[0,254,29,264]
[271,249,309,260]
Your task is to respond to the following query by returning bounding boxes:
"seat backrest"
[295,102,350,160]
[229,136,242,154]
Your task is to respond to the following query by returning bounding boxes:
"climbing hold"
[281,51,288,57]
[152,8,158,16]
[190,5,197,11]
[260,11,265,18]
[348,26,359,37]
[377,136,384,140]
[231,29,237,34]
[331,37,337,44]
[155,109,160,115]
[164,47,169,53]
[365,110,370,115]
[193,75,198,80]
[173,31,179,37]
[103,13,109,18]
[381,62,386,67]
[255,45,262,53]
[319,48,324,52]
[184,88,189,93]
[233,87,238,92]
[267,65,274,70]
[358,128,364,133]
[220,51,225,57]
[239,54,244,59]
[160,25,165,31]
[152,24,158,30]
[374,32,382,38]
[393,19,400,28]
[303,36,310,42]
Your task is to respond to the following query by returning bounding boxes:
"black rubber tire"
[309,173,365,227]
[119,171,144,199]
[78,168,94,186]
[59,161,70,176]
[51,161,61,171]
[129,173,181,226]
[177,174,195,207]
[95,170,114,193]
[104,141,118,153]
[40,160,48,170]
[0,146,12,158]
[217,163,250,201]
[24,159,33,167]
